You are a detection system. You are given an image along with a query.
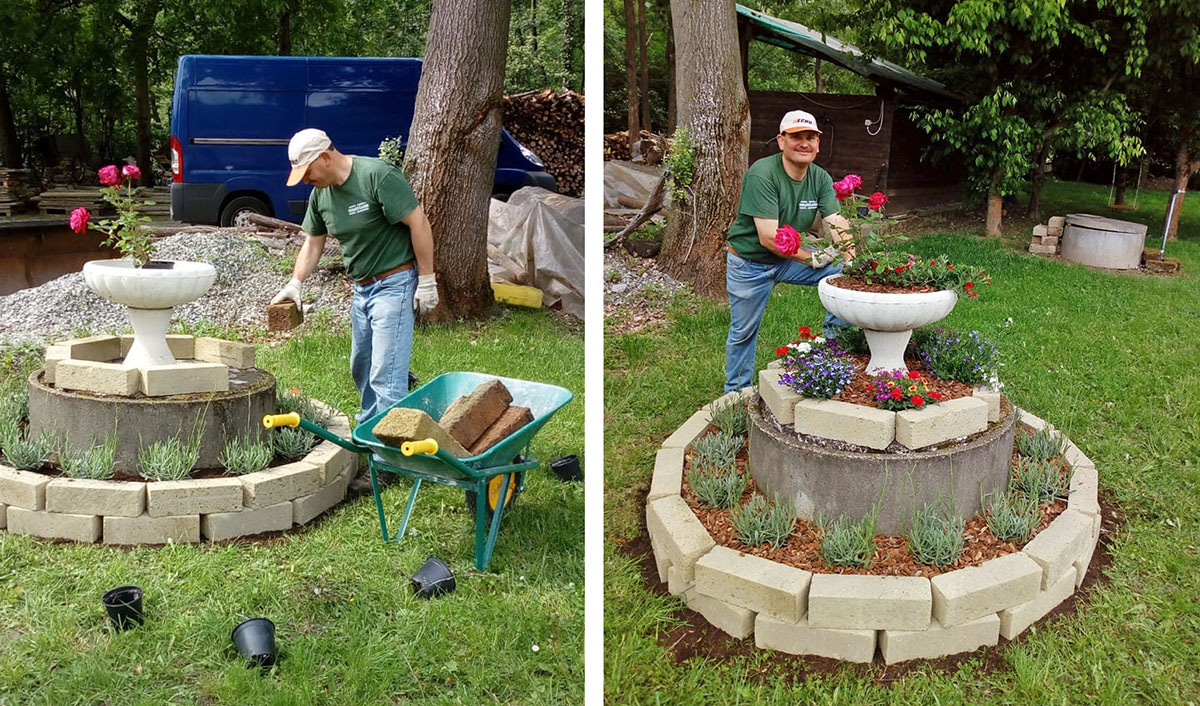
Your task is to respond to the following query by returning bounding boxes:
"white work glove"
[810,245,839,268]
[414,273,439,315]
[271,277,302,306]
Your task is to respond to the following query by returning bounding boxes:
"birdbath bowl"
[82,260,217,368]
[818,274,957,374]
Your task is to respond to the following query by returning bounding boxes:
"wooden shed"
[737,6,964,214]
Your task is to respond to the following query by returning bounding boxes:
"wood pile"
[604,130,668,164]
[33,187,109,216]
[0,169,33,215]
[604,132,631,162]
[502,89,584,197]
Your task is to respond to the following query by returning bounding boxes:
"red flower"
[965,281,974,291]
[867,191,888,210]
[911,395,925,407]
[833,179,854,201]
[894,265,910,273]
[891,388,903,400]
[845,174,863,190]
[908,370,921,380]
[121,164,141,181]
[775,224,801,256]
[97,165,120,187]
[798,326,812,339]
[930,260,936,266]
[947,265,955,270]
[776,346,788,356]
[930,392,943,400]
[69,207,90,234]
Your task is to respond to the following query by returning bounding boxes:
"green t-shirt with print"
[726,154,839,264]
[301,156,420,281]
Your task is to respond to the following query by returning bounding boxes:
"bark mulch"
[825,274,943,294]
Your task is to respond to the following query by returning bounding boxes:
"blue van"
[169,55,556,226]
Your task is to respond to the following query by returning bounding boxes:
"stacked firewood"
[502,89,584,197]
[1028,215,1065,257]
[0,169,32,215]
[604,132,632,161]
[604,130,668,164]
[32,187,108,216]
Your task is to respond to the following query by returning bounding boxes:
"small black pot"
[550,454,583,482]
[140,260,175,270]
[231,618,278,668]
[102,585,144,631]
[411,555,456,599]
[408,371,419,389]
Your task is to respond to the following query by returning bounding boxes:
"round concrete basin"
[748,395,1015,534]
[27,367,276,476]
[1061,213,1147,270]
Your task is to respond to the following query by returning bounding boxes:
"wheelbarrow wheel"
[465,457,524,522]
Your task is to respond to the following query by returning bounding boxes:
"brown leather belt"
[355,260,415,286]
[726,243,742,258]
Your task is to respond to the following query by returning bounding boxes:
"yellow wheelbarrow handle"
[262,413,301,428]
[401,438,439,456]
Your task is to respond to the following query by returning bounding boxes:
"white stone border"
[0,398,358,544]
[646,394,1102,664]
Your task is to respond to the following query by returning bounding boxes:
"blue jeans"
[350,268,417,424]
[724,251,847,393]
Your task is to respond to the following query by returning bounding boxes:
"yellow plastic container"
[491,282,543,309]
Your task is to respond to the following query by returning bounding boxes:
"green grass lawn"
[0,309,583,705]
[605,182,1200,703]
[1020,177,1200,247]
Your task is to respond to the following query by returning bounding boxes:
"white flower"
[531,644,540,652]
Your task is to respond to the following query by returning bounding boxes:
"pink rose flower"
[121,164,141,181]
[833,178,854,201]
[69,207,90,234]
[98,165,120,186]
[845,174,863,190]
[775,224,801,256]
[868,191,889,210]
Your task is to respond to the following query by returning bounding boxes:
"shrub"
[1017,427,1065,462]
[139,434,201,481]
[220,434,274,475]
[59,437,117,480]
[688,465,747,509]
[2,428,53,470]
[906,503,966,568]
[912,327,1000,387]
[985,492,1041,545]
[819,511,877,568]
[1012,456,1069,503]
[273,426,316,461]
[690,431,741,474]
[709,398,749,437]
[731,494,795,547]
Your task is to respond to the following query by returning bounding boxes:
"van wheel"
[219,196,270,227]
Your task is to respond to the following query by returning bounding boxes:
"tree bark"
[1113,165,1127,205]
[985,166,1002,237]
[1028,140,1051,222]
[278,4,293,56]
[666,4,676,133]
[404,0,510,320]
[0,64,22,169]
[814,58,825,93]
[129,0,161,188]
[637,0,651,133]
[660,0,749,296]
[1167,141,1199,241]
[624,0,641,151]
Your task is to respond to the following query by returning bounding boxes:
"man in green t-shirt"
[271,128,438,423]
[723,109,853,393]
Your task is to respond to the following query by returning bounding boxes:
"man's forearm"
[406,206,435,275]
[290,234,325,282]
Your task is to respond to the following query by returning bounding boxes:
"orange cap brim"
[286,163,310,187]
[781,126,822,135]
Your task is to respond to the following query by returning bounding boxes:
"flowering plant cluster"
[776,326,857,399]
[69,164,155,266]
[867,369,943,411]
[912,327,1000,387]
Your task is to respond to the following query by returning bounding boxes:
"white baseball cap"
[779,110,822,135]
[286,128,332,186]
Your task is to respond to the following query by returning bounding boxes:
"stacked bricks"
[644,391,1103,664]
[44,334,254,397]
[1029,215,1065,256]
[371,378,534,458]
[0,399,357,544]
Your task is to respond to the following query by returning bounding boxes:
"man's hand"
[811,245,839,268]
[414,273,439,315]
[271,277,302,306]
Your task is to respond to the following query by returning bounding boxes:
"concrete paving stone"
[0,465,50,510]
[7,506,100,542]
[1067,464,1100,518]
[661,409,713,451]
[42,344,70,384]
[1063,442,1094,471]
[1074,532,1099,587]
[303,440,356,485]
[931,553,1043,627]
[0,503,5,529]
[972,386,1001,423]
[684,589,756,639]
[45,478,145,517]
[193,337,255,369]
[896,397,988,450]
[103,513,200,545]
[1022,509,1093,589]
[646,495,714,583]
[1016,408,1050,433]
[695,545,811,622]
[140,362,228,396]
[119,335,195,360]
[1092,512,1101,541]
[1048,216,1066,229]
[794,399,895,450]
[373,408,469,457]
[1043,236,1060,247]
[292,470,349,525]
[55,360,139,396]
[880,614,1000,664]
[754,612,876,663]
[667,564,693,596]
[202,501,293,542]
[759,369,803,426]
[240,461,321,509]
[1029,244,1057,255]
[999,567,1076,639]
[1032,224,1049,237]
[648,527,671,583]
[808,574,931,631]
[63,335,122,362]
[147,478,244,517]
[765,359,782,370]
[648,447,685,503]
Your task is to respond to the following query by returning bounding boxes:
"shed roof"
[736,5,961,103]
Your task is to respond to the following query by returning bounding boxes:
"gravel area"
[603,248,689,333]
[0,231,352,346]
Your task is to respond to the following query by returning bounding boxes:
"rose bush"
[69,164,155,266]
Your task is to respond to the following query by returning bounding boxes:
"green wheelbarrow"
[263,372,573,571]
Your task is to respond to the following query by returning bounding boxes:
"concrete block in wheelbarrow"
[374,408,469,457]
[468,406,534,456]
[438,380,513,448]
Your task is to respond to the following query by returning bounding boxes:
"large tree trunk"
[637,0,651,133]
[404,0,510,320]
[130,0,161,187]
[1113,165,1128,205]
[0,64,22,169]
[814,58,825,93]
[985,166,1002,237]
[1167,141,1199,241]
[660,0,749,296]
[623,0,640,151]
[666,4,676,133]
[278,4,293,55]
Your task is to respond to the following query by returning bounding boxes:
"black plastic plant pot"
[102,585,144,631]
[550,454,583,482]
[231,618,278,668]
[411,555,456,599]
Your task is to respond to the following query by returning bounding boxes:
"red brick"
[468,406,533,455]
[267,303,303,331]
[439,380,512,448]
[373,408,468,457]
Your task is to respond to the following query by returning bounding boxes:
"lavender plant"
[912,327,999,387]
[1017,427,1065,462]
[689,465,746,509]
[690,431,741,474]
[731,494,795,547]
[906,503,966,568]
[985,491,1041,545]
[709,398,749,437]
[1012,456,1070,503]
